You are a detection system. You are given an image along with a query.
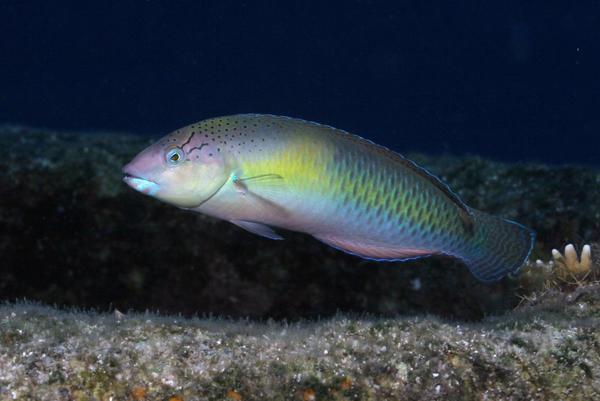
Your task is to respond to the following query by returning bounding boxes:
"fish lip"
[122,172,161,196]
[122,172,156,184]
[122,162,157,184]
[122,173,160,195]
[122,161,156,184]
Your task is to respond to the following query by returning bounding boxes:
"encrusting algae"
[1,294,600,400]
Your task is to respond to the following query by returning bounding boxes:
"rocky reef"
[0,125,598,320]
[0,125,599,399]
[1,284,600,400]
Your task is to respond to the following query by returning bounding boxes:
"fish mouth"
[122,173,160,195]
[123,172,154,183]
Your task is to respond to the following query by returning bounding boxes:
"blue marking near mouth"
[123,175,160,196]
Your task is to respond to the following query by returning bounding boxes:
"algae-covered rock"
[0,125,599,321]
[1,284,600,400]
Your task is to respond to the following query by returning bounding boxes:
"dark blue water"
[1,1,598,165]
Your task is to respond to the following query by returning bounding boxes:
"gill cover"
[160,140,230,208]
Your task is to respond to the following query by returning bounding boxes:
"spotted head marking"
[123,125,231,208]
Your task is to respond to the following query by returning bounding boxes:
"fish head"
[123,127,230,208]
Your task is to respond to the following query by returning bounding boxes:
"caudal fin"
[454,210,535,282]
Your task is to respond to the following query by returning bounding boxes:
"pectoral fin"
[233,173,285,198]
[230,220,284,240]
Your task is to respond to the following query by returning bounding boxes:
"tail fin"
[454,210,535,282]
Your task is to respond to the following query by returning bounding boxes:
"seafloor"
[0,126,599,399]
[2,285,600,400]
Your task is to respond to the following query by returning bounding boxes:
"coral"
[519,243,598,296]
[547,244,594,282]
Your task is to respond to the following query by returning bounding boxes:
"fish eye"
[166,147,185,165]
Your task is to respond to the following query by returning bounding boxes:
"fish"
[123,114,535,282]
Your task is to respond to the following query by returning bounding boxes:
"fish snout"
[122,150,162,195]
[122,145,162,179]
[122,161,143,180]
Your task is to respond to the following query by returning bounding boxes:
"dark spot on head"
[209,153,213,157]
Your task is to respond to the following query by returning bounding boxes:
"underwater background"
[1,1,599,165]
[1,1,599,399]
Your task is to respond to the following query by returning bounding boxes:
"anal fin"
[315,235,433,261]
[230,220,284,240]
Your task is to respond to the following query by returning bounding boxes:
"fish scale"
[123,114,535,282]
